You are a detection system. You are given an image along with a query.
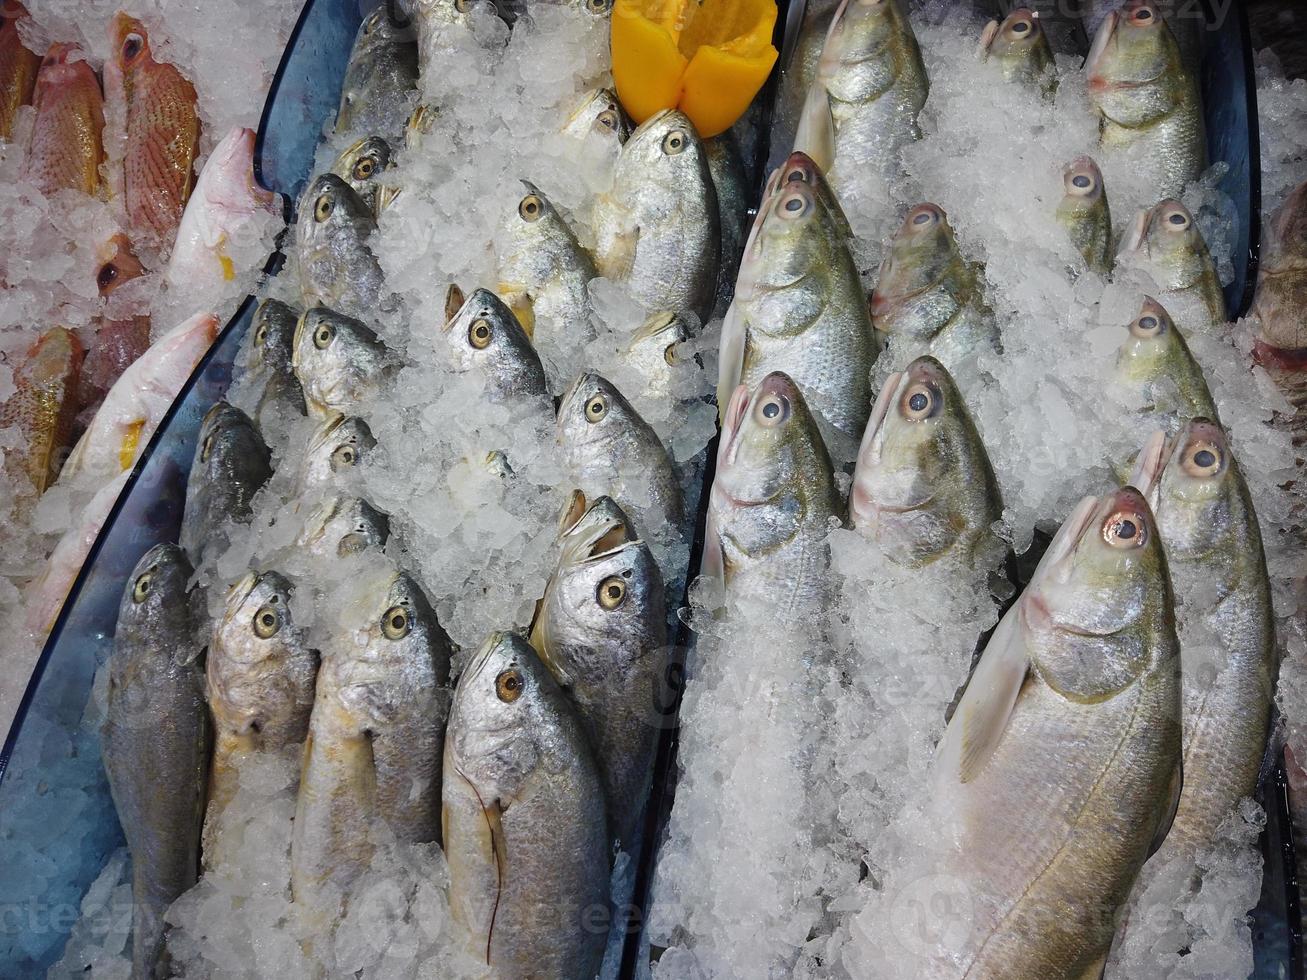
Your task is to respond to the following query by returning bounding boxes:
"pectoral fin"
[794,82,835,174]
[1148,759,1183,858]
[602,225,640,282]
[942,605,1029,784]
[716,300,747,426]
[482,800,508,965]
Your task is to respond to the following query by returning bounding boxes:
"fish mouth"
[224,570,261,617]
[306,413,347,454]
[1127,429,1171,502]
[857,371,903,466]
[560,505,637,566]
[291,308,311,367]
[1084,9,1117,80]
[1121,208,1152,256]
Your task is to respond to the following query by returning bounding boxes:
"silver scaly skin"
[180,401,272,565]
[102,544,210,980]
[530,493,667,851]
[850,355,1001,568]
[440,286,548,401]
[295,174,390,317]
[334,8,417,137]
[591,109,720,323]
[443,631,609,980]
[248,298,307,432]
[1086,0,1206,201]
[1132,420,1276,861]
[292,306,401,420]
[330,135,398,215]
[978,7,1056,95]
[292,570,451,914]
[1252,180,1307,443]
[923,485,1181,979]
[1055,156,1113,277]
[1120,198,1225,336]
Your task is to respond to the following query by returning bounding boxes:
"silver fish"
[1120,198,1225,336]
[706,130,749,318]
[530,493,667,850]
[102,544,210,980]
[1056,156,1113,276]
[334,7,418,138]
[441,285,548,400]
[330,134,398,215]
[297,414,377,495]
[180,402,272,565]
[443,631,609,979]
[248,298,307,431]
[295,493,390,558]
[592,108,720,322]
[296,174,390,316]
[979,7,1056,94]
[292,306,401,419]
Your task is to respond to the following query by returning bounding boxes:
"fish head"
[110,13,155,75]
[194,399,268,482]
[301,414,375,490]
[1086,0,1187,126]
[95,233,147,297]
[358,572,445,669]
[872,204,958,311]
[979,8,1052,78]
[617,109,710,192]
[298,494,390,558]
[203,127,280,214]
[1114,295,1181,383]
[441,286,540,395]
[754,179,831,287]
[216,569,303,669]
[292,306,389,414]
[1121,199,1205,283]
[823,0,899,78]
[1022,486,1168,698]
[627,311,691,373]
[1060,156,1105,209]
[1259,179,1307,278]
[532,495,665,668]
[332,135,395,211]
[562,87,630,145]
[557,371,638,460]
[297,173,377,253]
[1148,418,1237,547]
[119,543,194,638]
[251,298,301,374]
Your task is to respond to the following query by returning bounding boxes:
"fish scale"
[0,0,40,139]
[0,326,83,497]
[26,45,104,196]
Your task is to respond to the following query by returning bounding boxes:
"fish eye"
[1071,174,1093,191]
[96,262,118,292]
[778,191,810,219]
[121,32,144,62]
[1165,210,1190,229]
[1011,18,1031,34]
[495,668,524,703]
[454,0,469,10]
[200,433,215,464]
[253,604,281,638]
[381,604,410,639]
[254,323,268,346]
[132,571,153,604]
[901,382,936,420]
[588,0,610,12]
[1131,5,1154,23]
[313,321,335,349]
[595,109,619,133]
[909,206,939,227]
[1182,441,1222,477]
[754,392,790,427]
[1102,511,1148,549]
[518,194,543,222]
[469,317,493,349]
[331,443,357,468]
[584,393,608,422]
[597,575,627,610]
[663,343,679,366]
[662,130,687,155]
[314,193,334,222]
[785,167,807,184]
[363,10,383,32]
[353,157,375,181]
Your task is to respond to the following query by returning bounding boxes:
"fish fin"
[605,225,640,282]
[483,799,508,965]
[716,300,746,426]
[794,82,836,174]
[1148,759,1183,858]
[497,284,535,340]
[945,604,1029,784]
[1127,429,1168,500]
[700,507,726,584]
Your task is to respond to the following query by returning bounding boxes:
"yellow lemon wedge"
[612,0,778,138]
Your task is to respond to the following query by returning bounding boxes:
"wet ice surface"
[648,5,1305,980]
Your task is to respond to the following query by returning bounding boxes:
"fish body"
[297,414,375,494]
[443,631,609,980]
[206,570,318,826]
[296,174,388,316]
[850,355,1001,568]
[295,493,389,558]
[441,286,548,401]
[557,371,682,532]
[180,401,272,564]
[62,311,220,482]
[706,130,748,317]
[1086,0,1206,201]
[330,134,396,215]
[1252,180,1307,441]
[292,571,451,908]
[0,326,83,496]
[1120,198,1224,335]
[495,181,596,349]
[248,298,306,430]
[592,109,720,323]
[1115,296,1217,436]
[101,544,210,980]
[105,13,200,242]
[165,127,281,293]
[722,159,877,455]
[291,306,399,419]
[530,494,667,850]
[26,43,104,196]
[978,7,1056,94]
[1056,156,1112,276]
[0,0,40,139]
[871,203,997,368]
[923,485,1181,979]
[1134,420,1276,860]
[334,7,418,137]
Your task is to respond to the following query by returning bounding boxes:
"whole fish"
[80,233,151,421]
[794,0,928,201]
[1120,198,1225,335]
[1114,295,1218,434]
[1132,420,1276,861]
[850,355,1001,568]
[330,134,397,215]
[621,310,692,403]
[706,130,749,317]
[978,7,1056,94]
[295,493,389,558]
[1251,179,1307,442]
[0,326,83,497]
[291,306,400,419]
[591,108,720,323]
[292,570,451,909]
[164,127,282,293]
[443,631,609,979]
[25,43,103,196]
[0,0,40,139]
[104,13,200,242]
[248,298,306,431]
[871,203,997,369]
[441,286,548,400]
[561,86,630,147]
[1055,156,1113,276]
[180,401,272,564]
[26,470,130,632]
[1086,0,1206,201]
[530,493,667,851]
[334,7,418,137]
[206,570,318,827]
[62,311,220,482]
[101,544,209,980]
[922,485,1181,980]
[297,414,375,494]
[295,173,389,316]
[719,162,877,457]
[557,370,683,530]
[495,181,596,346]
[708,372,839,621]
